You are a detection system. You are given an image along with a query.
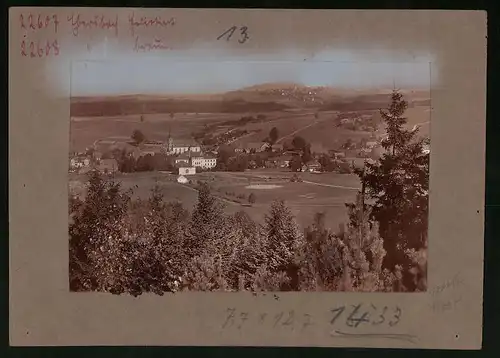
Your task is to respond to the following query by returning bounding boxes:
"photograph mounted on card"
[9,7,486,349]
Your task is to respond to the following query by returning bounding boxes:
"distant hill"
[70,97,291,117]
[70,82,430,117]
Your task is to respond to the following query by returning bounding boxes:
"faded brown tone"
[9,8,486,349]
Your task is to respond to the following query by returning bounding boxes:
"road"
[226,110,326,146]
[301,180,359,190]
[275,115,335,144]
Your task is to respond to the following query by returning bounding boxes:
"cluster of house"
[174,152,218,183]
[69,136,218,177]
[233,141,282,154]
[69,155,119,174]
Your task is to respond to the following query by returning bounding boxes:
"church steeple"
[167,125,173,152]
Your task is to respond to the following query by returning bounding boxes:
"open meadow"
[69,169,361,232]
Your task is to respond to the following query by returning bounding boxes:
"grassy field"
[69,169,361,232]
[70,104,430,154]
[69,112,240,152]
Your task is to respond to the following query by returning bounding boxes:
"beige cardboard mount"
[9,8,486,349]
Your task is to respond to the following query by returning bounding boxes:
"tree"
[289,156,303,172]
[263,200,304,290]
[131,129,146,145]
[186,182,228,258]
[228,154,249,172]
[318,155,335,172]
[269,127,279,144]
[151,153,169,171]
[282,140,294,151]
[217,145,234,169]
[292,136,307,151]
[298,197,403,292]
[348,90,429,291]
[182,252,229,291]
[118,156,136,173]
[248,193,256,204]
[132,185,189,295]
[135,154,154,171]
[301,143,313,163]
[101,150,113,160]
[69,170,133,293]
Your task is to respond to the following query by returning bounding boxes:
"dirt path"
[275,115,335,144]
[302,180,360,190]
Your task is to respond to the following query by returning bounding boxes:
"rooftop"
[176,153,192,160]
[178,163,195,168]
[276,155,294,161]
[246,142,267,150]
[99,158,118,167]
[172,139,200,147]
[192,154,217,160]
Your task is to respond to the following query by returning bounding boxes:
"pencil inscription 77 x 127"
[220,303,403,332]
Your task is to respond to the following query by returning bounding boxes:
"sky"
[68,49,433,96]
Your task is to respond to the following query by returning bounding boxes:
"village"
[68,109,416,184]
[70,131,379,183]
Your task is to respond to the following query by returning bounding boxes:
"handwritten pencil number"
[273,312,284,327]
[29,41,36,58]
[238,26,249,43]
[238,312,249,329]
[28,14,36,30]
[217,26,250,44]
[222,308,236,329]
[371,305,387,325]
[20,40,27,57]
[19,14,26,29]
[346,304,370,328]
[330,306,345,325]
[388,306,402,326]
[282,310,295,327]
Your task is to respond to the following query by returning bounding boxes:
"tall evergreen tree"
[263,200,304,290]
[69,170,132,293]
[187,182,228,258]
[348,90,429,290]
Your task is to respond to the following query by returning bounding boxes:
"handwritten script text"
[128,12,176,36]
[67,13,119,37]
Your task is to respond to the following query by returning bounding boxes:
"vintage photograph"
[68,59,430,295]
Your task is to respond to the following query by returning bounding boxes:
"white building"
[191,156,217,169]
[174,153,192,165]
[70,157,90,170]
[166,137,201,154]
[179,166,196,176]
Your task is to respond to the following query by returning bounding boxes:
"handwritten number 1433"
[330,304,402,328]
[217,26,249,43]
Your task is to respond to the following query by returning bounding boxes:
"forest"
[68,90,429,294]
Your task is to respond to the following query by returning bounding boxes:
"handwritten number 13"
[217,26,250,44]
